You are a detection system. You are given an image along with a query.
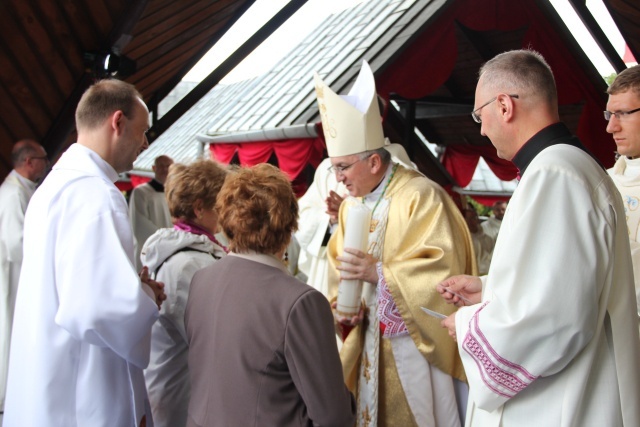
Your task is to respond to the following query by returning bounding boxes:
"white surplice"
[608,155,640,333]
[456,145,640,426]
[129,181,172,271]
[0,170,36,411]
[295,158,346,296]
[3,144,159,427]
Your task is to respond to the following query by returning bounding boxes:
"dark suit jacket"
[185,254,356,427]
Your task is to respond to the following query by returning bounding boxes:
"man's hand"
[437,274,482,306]
[336,248,379,284]
[441,312,458,342]
[325,190,344,225]
[140,266,166,310]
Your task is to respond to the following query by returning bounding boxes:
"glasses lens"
[471,112,481,124]
[604,111,611,121]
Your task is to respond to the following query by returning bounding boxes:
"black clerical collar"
[148,179,165,192]
[511,122,603,178]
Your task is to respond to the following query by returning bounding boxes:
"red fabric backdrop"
[127,133,325,197]
[376,0,613,192]
[209,134,326,196]
[209,137,325,180]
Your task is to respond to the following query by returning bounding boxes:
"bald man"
[0,139,48,411]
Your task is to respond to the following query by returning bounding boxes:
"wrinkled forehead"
[330,153,362,165]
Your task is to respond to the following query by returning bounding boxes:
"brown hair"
[165,159,228,222]
[75,79,143,131]
[607,65,640,95]
[216,163,298,254]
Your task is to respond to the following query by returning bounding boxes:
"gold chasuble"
[328,165,476,426]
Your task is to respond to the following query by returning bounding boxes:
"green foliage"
[466,196,492,217]
[604,73,617,86]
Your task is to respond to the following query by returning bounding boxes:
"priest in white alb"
[3,79,165,427]
[439,49,640,426]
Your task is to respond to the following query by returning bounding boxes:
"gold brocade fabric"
[378,338,417,427]
[328,166,476,385]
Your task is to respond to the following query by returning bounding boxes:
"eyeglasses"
[471,94,519,123]
[603,107,640,121]
[30,155,49,162]
[327,155,372,174]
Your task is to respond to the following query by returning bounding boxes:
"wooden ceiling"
[0,0,257,177]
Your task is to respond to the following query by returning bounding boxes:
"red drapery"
[125,133,325,197]
[115,181,134,192]
[130,175,151,188]
[209,134,326,196]
[376,0,614,195]
[210,137,325,180]
[118,175,150,192]
[442,145,518,187]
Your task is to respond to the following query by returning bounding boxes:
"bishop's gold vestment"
[328,165,476,426]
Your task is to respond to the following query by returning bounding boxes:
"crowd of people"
[0,48,639,427]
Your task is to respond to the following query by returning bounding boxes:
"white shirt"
[4,143,159,427]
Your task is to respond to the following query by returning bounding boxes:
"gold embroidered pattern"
[363,353,371,383]
[361,405,372,427]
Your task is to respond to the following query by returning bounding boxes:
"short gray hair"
[480,49,557,107]
[359,147,391,164]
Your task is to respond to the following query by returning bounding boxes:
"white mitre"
[314,60,385,157]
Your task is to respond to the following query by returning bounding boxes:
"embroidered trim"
[462,302,538,399]
[376,262,409,337]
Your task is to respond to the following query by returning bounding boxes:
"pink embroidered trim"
[462,302,538,399]
[376,262,409,337]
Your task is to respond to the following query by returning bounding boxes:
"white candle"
[336,203,371,317]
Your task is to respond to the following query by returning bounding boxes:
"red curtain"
[442,145,518,187]
[210,137,325,179]
[130,175,151,188]
[377,0,615,189]
[209,135,326,196]
[115,181,134,192]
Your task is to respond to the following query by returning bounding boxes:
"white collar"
[363,162,395,204]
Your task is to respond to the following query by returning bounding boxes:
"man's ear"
[369,153,383,173]
[497,94,515,122]
[111,110,125,136]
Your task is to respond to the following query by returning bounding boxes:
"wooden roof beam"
[567,0,626,73]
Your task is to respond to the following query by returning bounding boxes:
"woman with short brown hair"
[141,159,228,427]
[185,163,355,427]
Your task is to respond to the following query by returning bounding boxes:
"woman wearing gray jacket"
[141,160,228,427]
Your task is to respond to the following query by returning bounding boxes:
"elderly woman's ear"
[192,199,204,220]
